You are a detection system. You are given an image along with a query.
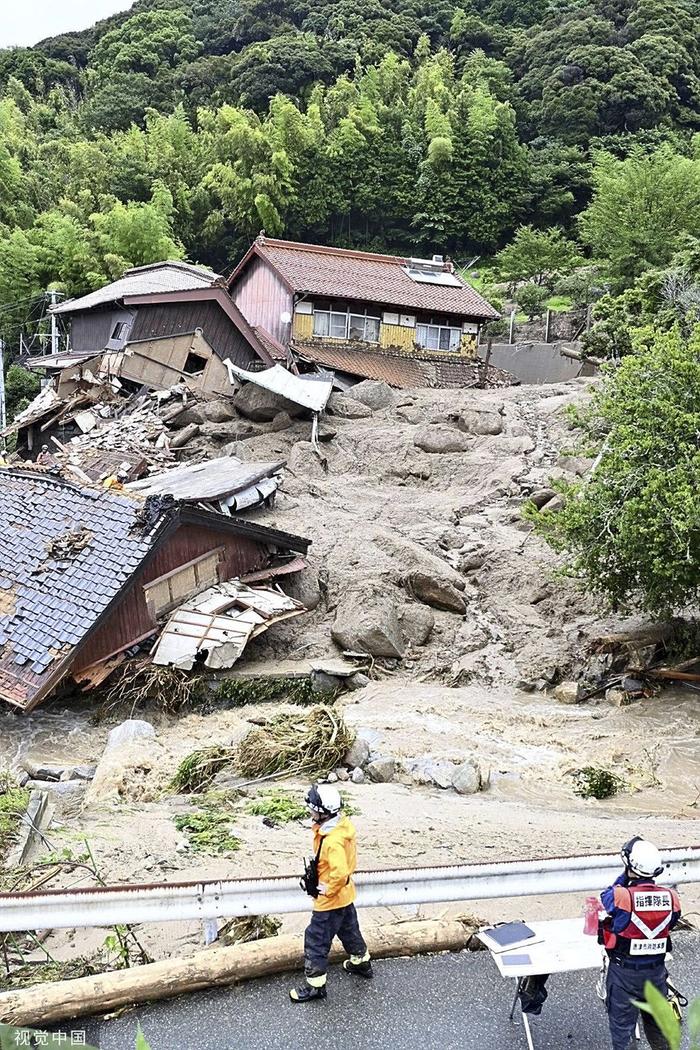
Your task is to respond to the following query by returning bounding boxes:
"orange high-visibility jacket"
[312,815,358,912]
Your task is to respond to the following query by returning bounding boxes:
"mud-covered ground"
[2,377,699,965]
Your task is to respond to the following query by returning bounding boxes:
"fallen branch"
[0,917,478,1027]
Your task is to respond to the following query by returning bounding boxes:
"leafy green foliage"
[530,327,700,612]
[516,282,548,319]
[214,675,335,706]
[174,801,242,854]
[4,364,40,421]
[495,225,583,289]
[0,775,30,862]
[638,982,682,1050]
[247,791,309,823]
[573,766,624,800]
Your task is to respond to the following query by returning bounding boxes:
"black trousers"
[606,957,669,1050]
[304,904,367,978]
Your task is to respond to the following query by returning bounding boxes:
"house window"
[416,321,462,352]
[313,302,380,343]
[144,549,222,618]
[111,321,129,341]
[183,351,208,375]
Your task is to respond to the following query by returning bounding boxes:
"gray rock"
[234,382,304,422]
[171,404,207,427]
[345,380,396,411]
[331,590,405,658]
[310,670,342,694]
[399,603,435,646]
[282,570,321,612]
[202,399,238,423]
[335,767,350,782]
[351,767,365,784]
[451,760,482,795]
[70,765,98,781]
[458,549,488,572]
[326,771,338,783]
[288,441,329,479]
[21,760,64,781]
[458,408,503,436]
[528,487,556,509]
[345,672,371,692]
[395,405,422,425]
[366,757,396,783]
[270,411,295,432]
[541,494,564,512]
[25,779,85,798]
[106,720,156,751]
[414,426,470,454]
[427,760,457,790]
[557,455,594,476]
[328,393,373,419]
[553,681,582,705]
[605,687,631,707]
[344,737,371,769]
[406,571,467,614]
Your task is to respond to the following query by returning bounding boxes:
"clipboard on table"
[478,922,544,954]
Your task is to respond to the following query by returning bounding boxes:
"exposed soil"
[3,377,700,967]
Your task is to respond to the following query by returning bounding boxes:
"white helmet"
[306,783,342,821]
[621,837,664,879]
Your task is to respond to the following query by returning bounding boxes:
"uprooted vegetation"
[101,661,205,716]
[0,773,30,863]
[573,766,625,800]
[171,747,238,794]
[213,676,337,707]
[237,706,355,779]
[174,794,242,855]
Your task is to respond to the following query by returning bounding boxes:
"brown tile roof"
[293,341,517,390]
[231,238,499,320]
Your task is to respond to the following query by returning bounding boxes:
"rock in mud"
[541,494,564,512]
[345,380,396,411]
[282,568,321,612]
[406,571,467,614]
[527,488,556,509]
[327,393,373,418]
[345,672,371,691]
[553,681,582,704]
[399,602,435,646]
[270,411,295,431]
[335,767,350,781]
[351,767,365,784]
[413,426,470,454]
[344,737,370,769]
[201,399,238,423]
[289,441,328,478]
[311,670,342,694]
[234,382,305,422]
[458,407,503,436]
[21,759,64,781]
[451,760,482,795]
[331,590,405,658]
[106,720,156,750]
[366,757,396,783]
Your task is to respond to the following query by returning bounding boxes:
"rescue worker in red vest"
[600,837,681,1050]
[290,783,372,1002]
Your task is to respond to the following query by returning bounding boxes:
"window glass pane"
[438,328,451,350]
[330,312,347,338]
[365,317,380,342]
[427,326,440,350]
[416,325,429,348]
[448,328,461,350]
[348,315,364,340]
[313,311,330,337]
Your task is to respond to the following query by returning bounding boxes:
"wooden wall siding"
[120,331,231,396]
[130,301,256,368]
[293,312,314,340]
[71,309,122,354]
[73,525,273,672]
[379,323,415,351]
[231,257,293,345]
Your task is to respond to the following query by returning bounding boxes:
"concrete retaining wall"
[485,341,596,385]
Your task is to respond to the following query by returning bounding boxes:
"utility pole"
[0,338,6,444]
[49,289,59,356]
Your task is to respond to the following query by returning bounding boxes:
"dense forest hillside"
[1,0,700,360]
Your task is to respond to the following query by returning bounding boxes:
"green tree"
[516,281,548,318]
[529,325,700,613]
[495,225,583,289]
[580,145,700,287]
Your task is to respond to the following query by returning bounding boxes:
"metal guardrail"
[0,847,698,933]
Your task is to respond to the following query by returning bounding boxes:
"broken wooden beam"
[0,918,477,1026]
[169,423,200,449]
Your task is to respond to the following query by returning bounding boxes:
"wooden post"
[509,309,516,345]
[544,309,551,344]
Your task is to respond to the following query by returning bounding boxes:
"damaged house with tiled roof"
[227,237,503,389]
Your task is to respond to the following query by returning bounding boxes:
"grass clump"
[219,914,282,945]
[237,705,354,780]
[174,800,241,855]
[247,792,308,824]
[0,774,30,862]
[0,957,98,992]
[170,746,237,794]
[573,766,624,800]
[214,676,335,707]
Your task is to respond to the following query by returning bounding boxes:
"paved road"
[56,936,700,1050]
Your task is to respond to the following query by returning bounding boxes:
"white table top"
[479,918,605,978]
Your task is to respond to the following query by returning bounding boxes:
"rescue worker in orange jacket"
[600,837,681,1050]
[290,783,372,1002]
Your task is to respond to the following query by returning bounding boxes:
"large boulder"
[366,757,396,783]
[201,399,238,423]
[106,720,155,751]
[345,381,396,411]
[399,602,435,646]
[344,737,370,769]
[458,407,503,436]
[414,426,470,454]
[331,590,405,658]
[406,571,467,614]
[327,393,373,419]
[234,382,305,422]
[282,568,322,611]
[451,759,483,795]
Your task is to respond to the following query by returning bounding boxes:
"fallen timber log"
[0,918,477,1027]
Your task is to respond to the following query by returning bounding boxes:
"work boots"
[343,958,374,979]
[289,982,327,1003]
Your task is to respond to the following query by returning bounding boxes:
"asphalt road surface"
[56,936,700,1050]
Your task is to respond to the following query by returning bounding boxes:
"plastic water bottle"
[583,895,600,935]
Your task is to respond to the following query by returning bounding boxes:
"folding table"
[478,917,605,1049]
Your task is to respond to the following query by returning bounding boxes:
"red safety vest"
[603,882,680,957]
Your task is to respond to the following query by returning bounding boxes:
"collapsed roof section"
[51,261,221,316]
[126,456,285,514]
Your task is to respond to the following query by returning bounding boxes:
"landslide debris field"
[4,377,700,967]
